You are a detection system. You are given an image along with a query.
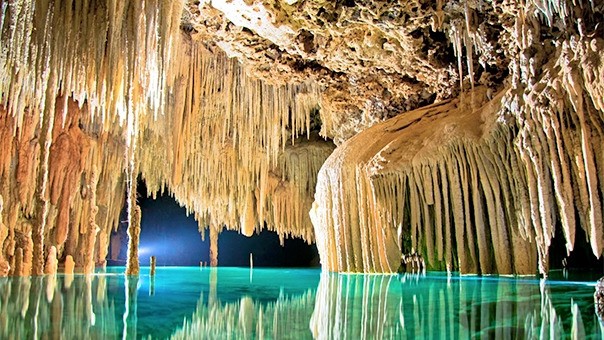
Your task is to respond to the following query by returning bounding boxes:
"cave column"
[32,96,58,275]
[0,195,9,276]
[83,168,100,274]
[125,183,141,275]
[210,225,218,267]
[125,111,140,276]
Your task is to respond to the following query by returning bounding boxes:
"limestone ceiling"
[183,1,602,143]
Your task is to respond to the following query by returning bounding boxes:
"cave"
[1,0,604,337]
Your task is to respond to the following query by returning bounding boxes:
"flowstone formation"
[0,0,603,276]
[190,0,604,275]
[309,3,604,274]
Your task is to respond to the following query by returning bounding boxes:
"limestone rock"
[0,0,602,275]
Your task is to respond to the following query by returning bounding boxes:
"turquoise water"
[0,267,602,339]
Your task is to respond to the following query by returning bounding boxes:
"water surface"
[0,267,602,339]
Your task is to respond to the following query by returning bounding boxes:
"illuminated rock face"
[311,37,604,274]
[0,0,331,275]
[0,0,603,275]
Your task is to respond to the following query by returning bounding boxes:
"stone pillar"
[0,195,10,276]
[125,204,141,275]
[210,226,218,267]
[83,169,99,274]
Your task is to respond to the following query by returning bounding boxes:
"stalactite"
[48,99,90,248]
[311,4,604,274]
[240,191,256,237]
[0,0,331,277]
[0,0,597,277]
[312,54,603,274]
[0,1,181,276]
[138,42,328,244]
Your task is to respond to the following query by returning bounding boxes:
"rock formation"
[0,0,603,275]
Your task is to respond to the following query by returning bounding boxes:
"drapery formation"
[0,0,331,276]
[311,36,604,275]
[0,0,603,276]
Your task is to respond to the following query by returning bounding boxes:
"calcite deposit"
[0,0,603,275]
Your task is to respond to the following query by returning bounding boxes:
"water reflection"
[0,269,602,339]
[0,273,120,339]
[311,273,604,339]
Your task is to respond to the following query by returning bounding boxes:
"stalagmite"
[64,255,75,275]
[13,248,23,277]
[44,246,58,275]
[125,78,141,276]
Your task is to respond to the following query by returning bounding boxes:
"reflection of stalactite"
[310,274,399,339]
[170,289,315,339]
[310,273,601,339]
[0,270,600,338]
[0,274,121,338]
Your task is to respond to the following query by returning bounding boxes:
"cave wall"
[0,98,127,275]
[189,0,604,274]
[311,37,604,275]
[0,0,603,276]
[0,0,333,276]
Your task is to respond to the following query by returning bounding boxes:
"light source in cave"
[109,187,319,267]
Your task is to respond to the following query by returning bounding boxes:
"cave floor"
[0,267,601,338]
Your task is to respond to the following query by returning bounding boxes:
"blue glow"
[137,194,208,266]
